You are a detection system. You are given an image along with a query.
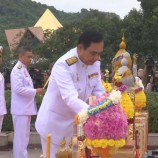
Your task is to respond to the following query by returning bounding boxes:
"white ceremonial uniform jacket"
[11,61,37,115]
[35,47,105,145]
[0,72,7,115]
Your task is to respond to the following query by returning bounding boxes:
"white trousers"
[0,115,4,133]
[40,136,60,158]
[12,115,31,158]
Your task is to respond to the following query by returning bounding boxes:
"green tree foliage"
[138,0,158,18]
[122,9,144,67]
[0,0,119,70]
[138,0,158,61]
[35,13,122,70]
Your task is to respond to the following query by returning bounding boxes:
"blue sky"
[32,0,141,19]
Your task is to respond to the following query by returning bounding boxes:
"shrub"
[145,92,158,133]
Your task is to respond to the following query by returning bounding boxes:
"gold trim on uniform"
[66,56,78,66]
[17,64,22,69]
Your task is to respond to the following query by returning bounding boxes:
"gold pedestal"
[112,140,135,158]
[135,111,149,158]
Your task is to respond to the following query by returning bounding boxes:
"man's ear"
[77,44,82,51]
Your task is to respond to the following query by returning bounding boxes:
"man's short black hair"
[77,29,103,49]
[18,47,32,55]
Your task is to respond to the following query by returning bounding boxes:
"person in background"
[142,55,155,88]
[146,71,158,92]
[132,53,139,77]
[10,47,45,158]
[132,53,144,89]
[138,68,144,80]
[35,29,105,158]
[0,46,7,133]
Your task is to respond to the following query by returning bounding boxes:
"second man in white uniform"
[10,47,45,158]
[0,46,7,133]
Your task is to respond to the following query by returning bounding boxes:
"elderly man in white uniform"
[35,30,105,158]
[11,47,45,158]
[0,46,7,133]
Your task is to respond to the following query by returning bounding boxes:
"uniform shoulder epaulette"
[66,56,78,66]
[17,64,22,69]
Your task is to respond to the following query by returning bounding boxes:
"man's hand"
[36,88,45,95]
[133,53,139,64]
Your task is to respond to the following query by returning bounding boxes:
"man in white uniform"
[10,47,45,158]
[0,46,7,133]
[35,30,105,158]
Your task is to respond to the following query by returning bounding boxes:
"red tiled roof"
[5,27,44,51]
[28,27,44,42]
[5,28,25,51]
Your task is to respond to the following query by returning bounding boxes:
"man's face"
[20,51,33,66]
[77,41,104,65]
[155,72,158,78]
[138,69,143,77]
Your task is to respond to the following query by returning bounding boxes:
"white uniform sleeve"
[132,64,138,77]
[54,62,89,114]
[11,70,36,97]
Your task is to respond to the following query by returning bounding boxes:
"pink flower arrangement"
[84,104,128,140]
[84,94,128,148]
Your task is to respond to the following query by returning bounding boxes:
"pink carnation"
[84,102,128,140]
[90,93,108,107]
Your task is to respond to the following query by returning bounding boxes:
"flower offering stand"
[135,110,149,158]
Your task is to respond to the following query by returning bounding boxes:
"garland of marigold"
[86,138,125,148]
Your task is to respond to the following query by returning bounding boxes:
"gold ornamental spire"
[112,33,132,72]
[119,33,126,49]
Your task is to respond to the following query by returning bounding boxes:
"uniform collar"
[18,60,27,69]
[75,47,88,69]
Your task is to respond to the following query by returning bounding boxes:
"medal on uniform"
[88,72,99,79]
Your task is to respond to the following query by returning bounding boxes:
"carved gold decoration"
[67,138,73,158]
[56,137,69,158]
[127,124,134,142]
[135,111,149,155]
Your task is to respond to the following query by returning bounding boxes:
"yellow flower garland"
[86,138,125,148]
[135,90,146,110]
[121,91,134,119]
[102,80,112,93]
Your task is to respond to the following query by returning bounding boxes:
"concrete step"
[0,132,41,148]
